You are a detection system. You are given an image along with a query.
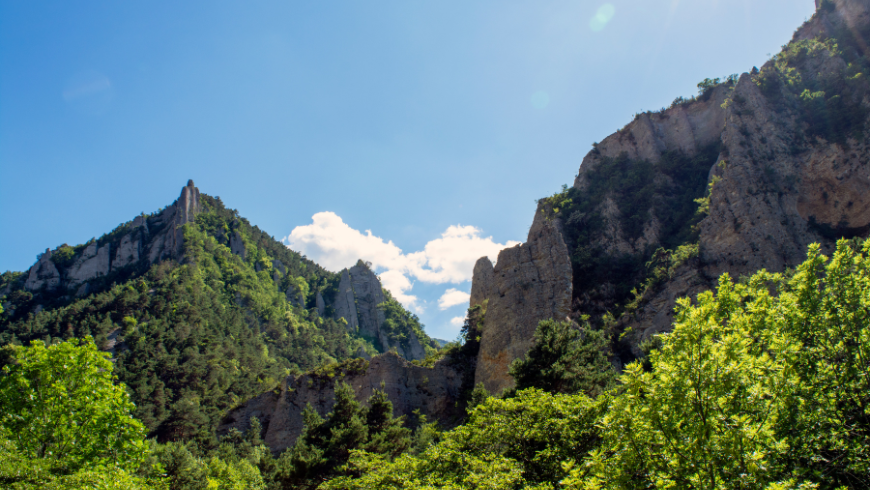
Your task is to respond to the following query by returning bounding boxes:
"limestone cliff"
[20,180,201,295]
[218,352,463,454]
[332,260,429,360]
[471,202,573,394]
[470,0,870,368]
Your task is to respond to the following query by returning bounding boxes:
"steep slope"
[470,0,870,385]
[0,181,434,441]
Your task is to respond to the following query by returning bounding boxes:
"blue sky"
[0,0,815,340]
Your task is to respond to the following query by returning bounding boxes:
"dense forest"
[3,2,870,489]
[0,192,433,445]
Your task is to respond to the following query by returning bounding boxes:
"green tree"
[326,388,601,489]
[0,336,147,473]
[509,318,615,397]
[568,240,870,489]
[276,382,411,488]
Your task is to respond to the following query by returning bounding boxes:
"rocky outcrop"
[471,203,573,394]
[229,231,246,260]
[347,262,385,339]
[331,261,429,360]
[333,268,361,331]
[469,257,494,307]
[145,180,201,264]
[66,242,110,287]
[218,352,463,454]
[576,0,870,355]
[112,232,140,270]
[24,249,61,292]
[315,292,326,317]
[23,181,201,294]
[574,85,728,189]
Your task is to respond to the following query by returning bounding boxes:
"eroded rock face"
[315,292,326,317]
[574,85,728,189]
[333,269,360,332]
[347,262,386,339]
[24,249,61,291]
[330,262,427,359]
[229,231,246,260]
[698,70,870,280]
[218,353,463,454]
[67,242,110,287]
[469,257,494,308]
[23,181,201,294]
[112,233,140,270]
[472,203,573,394]
[593,1,870,354]
[143,180,202,265]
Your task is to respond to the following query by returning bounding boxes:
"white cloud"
[284,212,407,272]
[438,288,470,310]
[284,212,519,313]
[450,316,465,326]
[378,269,420,312]
[406,225,521,284]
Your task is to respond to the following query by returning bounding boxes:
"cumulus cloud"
[378,269,420,312]
[284,212,519,314]
[406,225,520,284]
[284,212,406,272]
[438,288,470,310]
[450,316,465,326]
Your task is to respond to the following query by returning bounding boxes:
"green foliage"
[322,240,870,489]
[445,302,486,407]
[310,357,370,381]
[275,382,412,488]
[327,388,602,489]
[138,430,272,490]
[0,193,385,442]
[508,318,615,397]
[623,242,699,315]
[48,244,79,268]
[758,33,870,144]
[0,337,147,472]
[568,240,870,489]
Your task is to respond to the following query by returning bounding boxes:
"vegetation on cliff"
[332,239,870,489]
[0,191,426,445]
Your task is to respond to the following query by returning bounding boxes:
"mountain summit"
[0,181,436,440]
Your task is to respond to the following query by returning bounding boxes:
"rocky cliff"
[218,352,463,454]
[332,260,429,361]
[471,203,573,394]
[21,180,201,295]
[470,0,870,367]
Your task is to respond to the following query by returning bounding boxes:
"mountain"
[0,180,437,441]
[218,0,870,452]
[470,0,870,392]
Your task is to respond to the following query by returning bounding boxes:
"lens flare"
[590,3,616,32]
[530,91,550,109]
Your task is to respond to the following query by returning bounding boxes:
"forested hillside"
[2,1,870,489]
[0,183,433,443]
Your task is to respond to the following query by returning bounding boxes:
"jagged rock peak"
[177,179,200,225]
[331,260,427,360]
[472,202,573,394]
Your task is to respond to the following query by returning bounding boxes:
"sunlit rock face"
[24,249,61,292]
[218,352,464,454]
[22,181,202,294]
[66,242,110,287]
[332,261,427,361]
[468,0,870,371]
[471,203,573,395]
